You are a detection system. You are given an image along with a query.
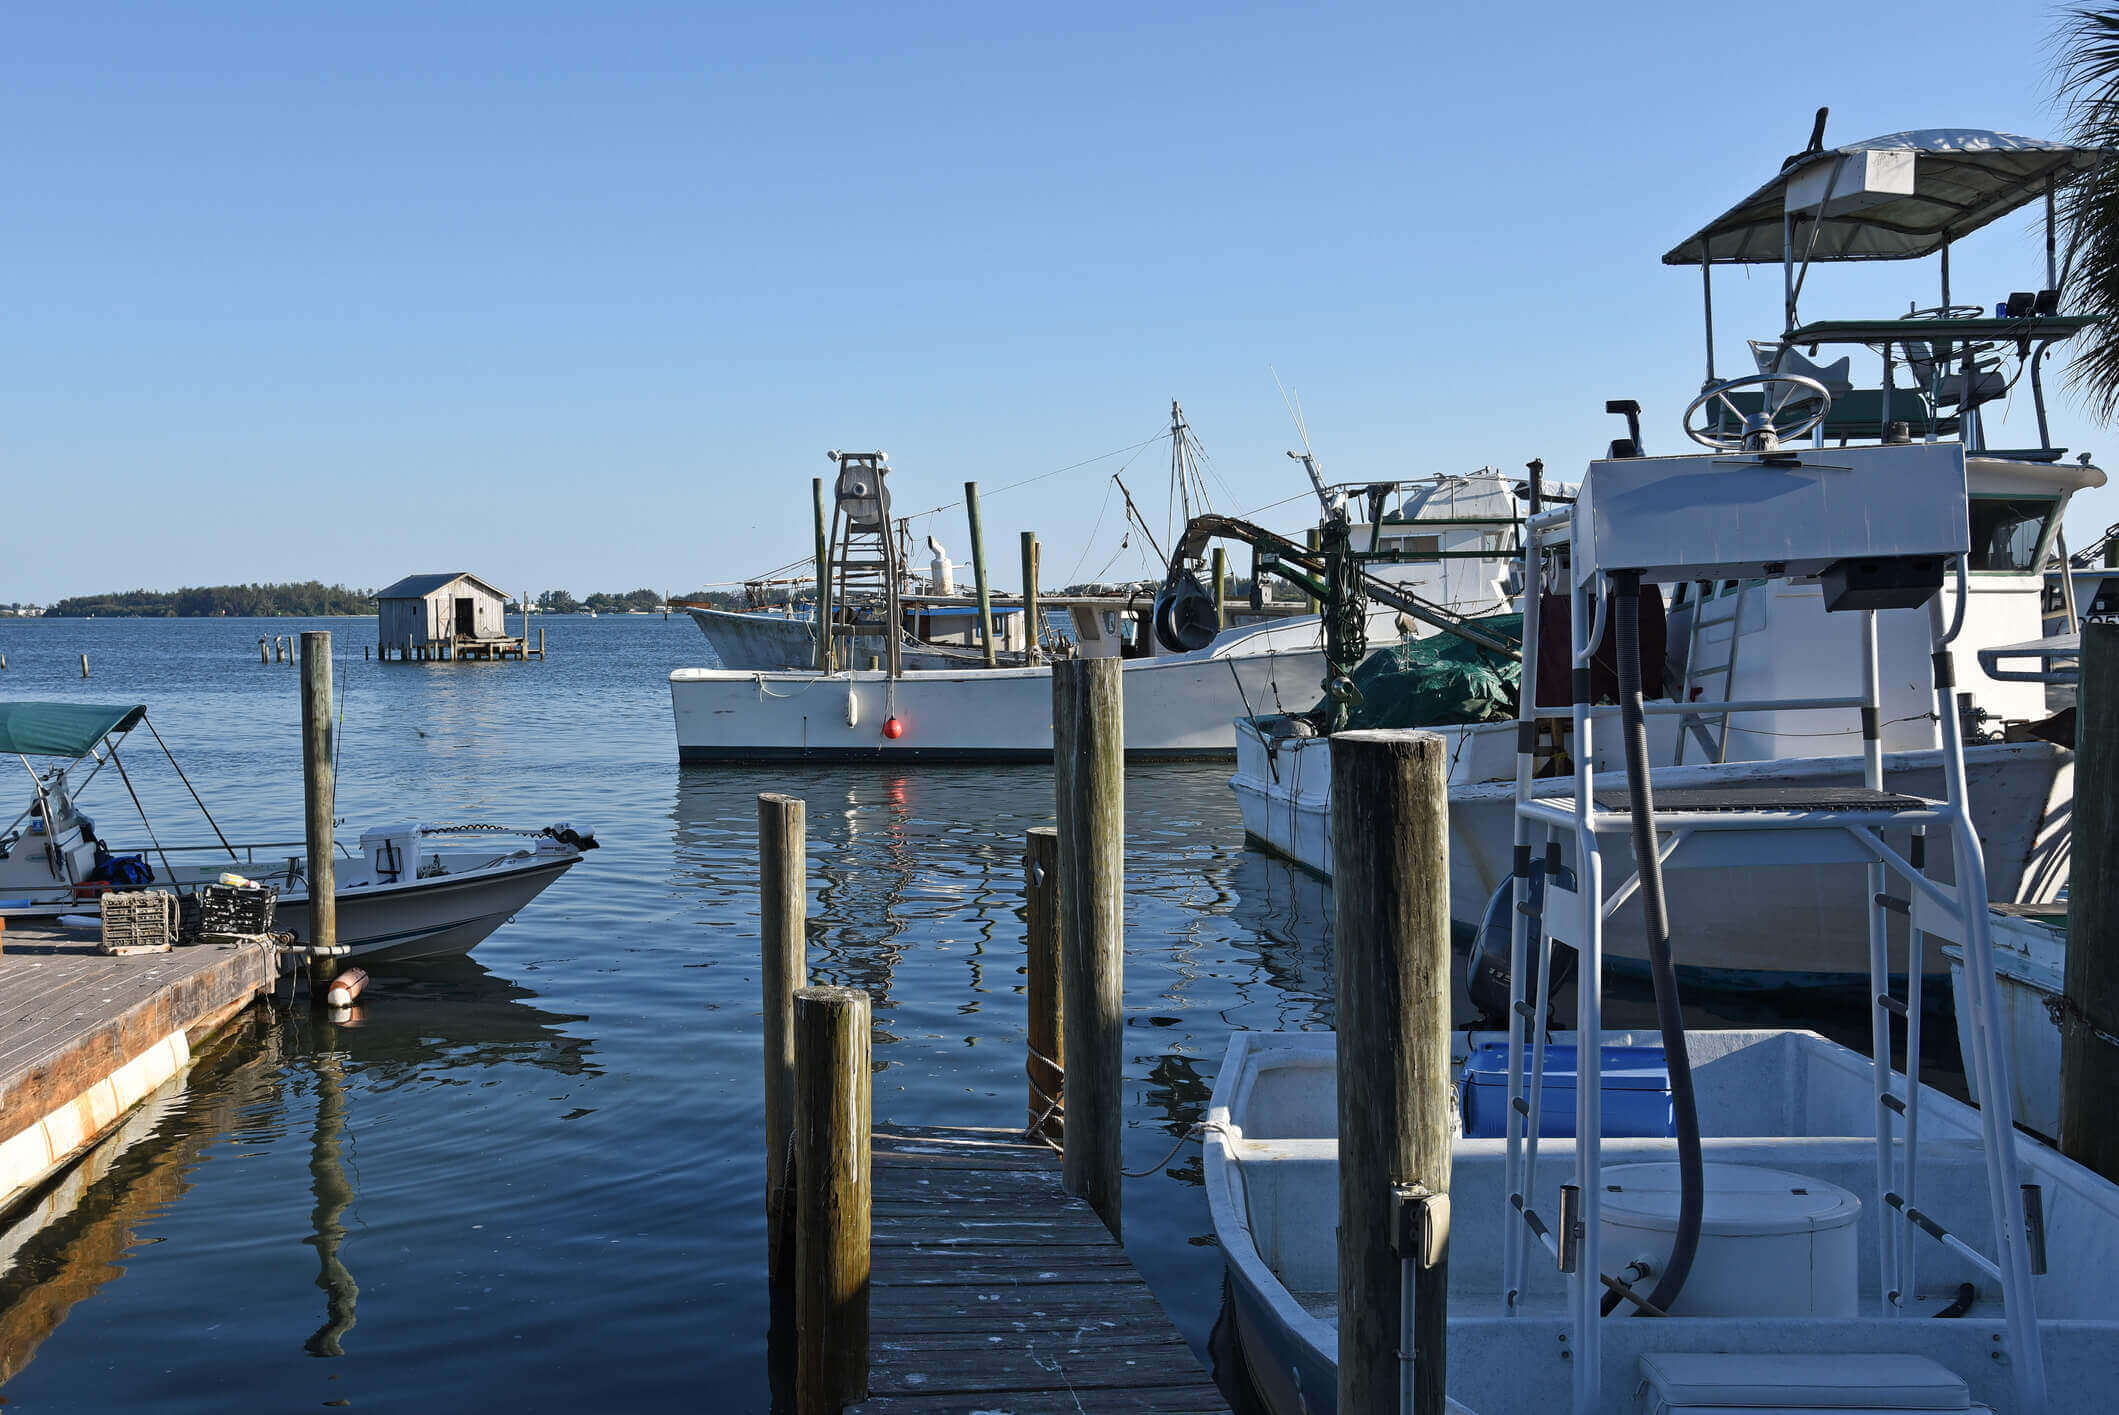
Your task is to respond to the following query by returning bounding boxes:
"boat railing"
[104,838,359,862]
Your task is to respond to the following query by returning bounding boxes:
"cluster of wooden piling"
[760,658,1228,1413]
[372,630,544,662]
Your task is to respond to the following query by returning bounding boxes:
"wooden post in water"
[538,627,546,659]
[1024,825,1063,1144]
[1331,730,1452,1415]
[1052,657,1123,1236]
[2064,622,2119,1181]
[760,793,808,1272]
[813,477,833,673]
[966,481,997,669]
[793,985,870,1414]
[1020,531,1042,666]
[300,631,339,988]
[1212,545,1229,630]
[260,637,270,664]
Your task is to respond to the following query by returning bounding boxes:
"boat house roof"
[375,572,508,602]
[1665,129,2110,266]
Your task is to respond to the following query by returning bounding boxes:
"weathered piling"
[538,627,546,658]
[2064,622,2119,1181]
[761,792,808,1269]
[1020,531,1042,666]
[1212,545,1229,629]
[79,654,89,679]
[1052,657,1123,1236]
[793,985,871,1415]
[260,637,270,664]
[300,632,338,985]
[1023,825,1063,1144]
[1331,730,1452,1415]
[966,481,997,669]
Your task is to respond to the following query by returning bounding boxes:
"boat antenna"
[1272,367,1335,518]
[142,716,238,861]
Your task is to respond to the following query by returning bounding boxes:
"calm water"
[0,614,1913,1412]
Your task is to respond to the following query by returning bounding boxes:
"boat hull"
[1231,723,2072,988]
[670,615,1386,763]
[272,855,579,962]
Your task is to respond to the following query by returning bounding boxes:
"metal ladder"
[1672,579,1752,764]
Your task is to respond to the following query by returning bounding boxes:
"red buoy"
[882,716,905,739]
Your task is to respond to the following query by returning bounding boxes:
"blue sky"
[3,2,2111,601]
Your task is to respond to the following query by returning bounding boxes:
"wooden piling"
[793,985,870,1415]
[1305,528,1321,613]
[1212,545,1229,630]
[760,792,808,1271]
[2064,622,2119,1181]
[538,627,545,659]
[300,632,339,986]
[1052,657,1123,1236]
[1331,730,1452,1415]
[1024,825,1063,1144]
[814,477,833,673]
[1020,531,1042,666]
[966,481,997,669]
[79,654,89,679]
[260,637,270,664]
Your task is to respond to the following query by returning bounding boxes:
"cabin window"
[1380,533,1441,562]
[1966,496,2057,574]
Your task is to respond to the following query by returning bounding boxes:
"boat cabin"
[1651,126,2111,759]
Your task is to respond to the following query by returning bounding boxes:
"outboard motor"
[1465,857,1578,1025]
[1152,572,1219,653]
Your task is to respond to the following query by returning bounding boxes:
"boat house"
[376,572,528,661]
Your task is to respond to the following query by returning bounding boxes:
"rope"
[1120,1121,1228,1178]
[1023,1042,1065,1152]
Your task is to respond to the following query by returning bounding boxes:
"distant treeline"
[533,588,666,614]
[43,582,377,618]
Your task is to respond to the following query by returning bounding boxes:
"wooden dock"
[850,1124,1232,1415]
[0,927,275,1212]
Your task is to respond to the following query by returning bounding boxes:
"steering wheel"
[1683,373,1832,452]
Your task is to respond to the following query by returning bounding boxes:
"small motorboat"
[0,702,593,962]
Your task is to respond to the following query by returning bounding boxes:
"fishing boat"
[1208,190,2115,1410]
[0,702,593,961]
[1221,123,2103,989]
[669,461,1522,762]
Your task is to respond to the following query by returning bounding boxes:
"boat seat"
[1720,388,1953,440]
[1636,1352,1974,1413]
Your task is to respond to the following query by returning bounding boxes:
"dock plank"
[0,932,274,1155]
[850,1123,1230,1414]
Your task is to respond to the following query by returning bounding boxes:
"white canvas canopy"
[1665,129,2108,266]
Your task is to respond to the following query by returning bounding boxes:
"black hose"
[1602,571,1704,1318]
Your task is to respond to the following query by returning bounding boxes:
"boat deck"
[0,923,275,1210]
[850,1124,1232,1414]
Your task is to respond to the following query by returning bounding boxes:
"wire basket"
[100,890,179,955]
[198,882,278,936]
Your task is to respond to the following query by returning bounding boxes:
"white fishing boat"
[671,463,1526,761]
[1207,1027,2115,1414]
[0,703,593,962]
[1228,125,2102,988]
[1211,161,2117,1410]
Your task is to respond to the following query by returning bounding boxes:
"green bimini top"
[0,703,146,758]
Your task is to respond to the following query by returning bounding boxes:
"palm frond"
[2055,6,2119,420]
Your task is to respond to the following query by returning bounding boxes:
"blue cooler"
[1459,1043,1675,1138]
